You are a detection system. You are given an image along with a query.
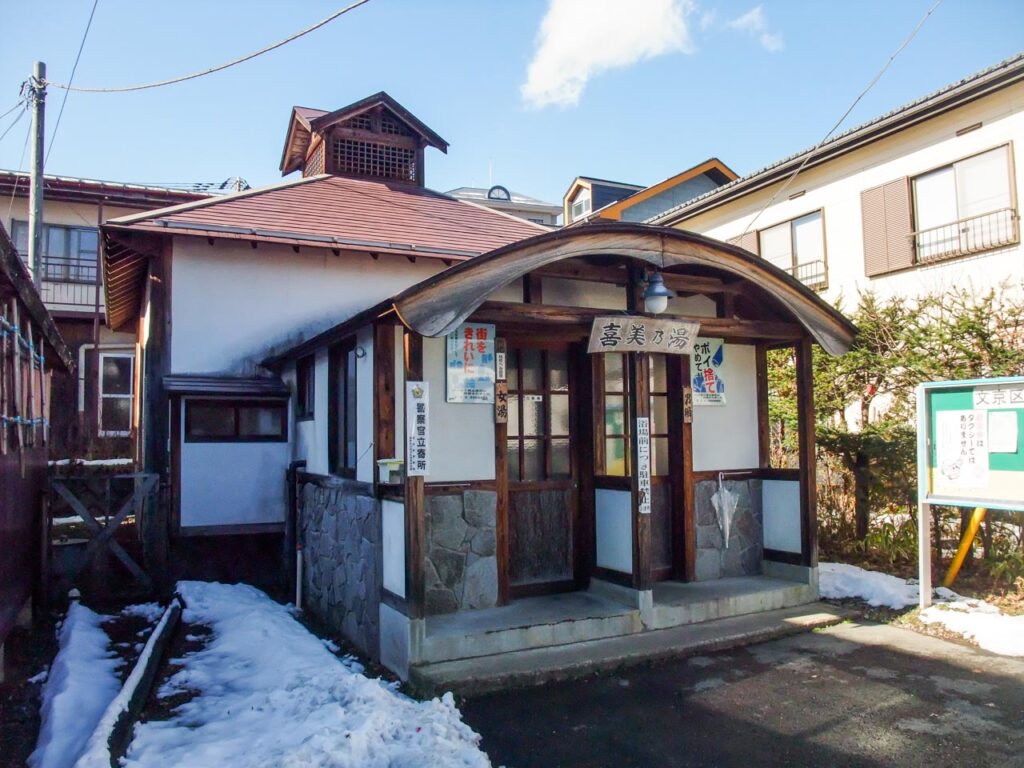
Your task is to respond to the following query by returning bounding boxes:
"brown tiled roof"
[106,175,546,259]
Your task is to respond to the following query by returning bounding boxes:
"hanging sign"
[683,387,693,424]
[587,316,699,355]
[691,338,726,406]
[636,416,651,515]
[495,381,508,425]
[446,322,496,403]
[917,376,1024,512]
[406,381,429,476]
[495,338,507,382]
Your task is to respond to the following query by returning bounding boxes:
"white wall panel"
[595,489,632,574]
[763,480,802,553]
[691,343,759,472]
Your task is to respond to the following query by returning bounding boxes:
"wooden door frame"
[498,333,588,600]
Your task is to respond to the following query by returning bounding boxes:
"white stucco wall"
[169,238,445,374]
[178,398,290,528]
[422,335,495,483]
[595,489,632,574]
[381,500,406,597]
[541,277,627,309]
[763,479,802,554]
[675,82,1024,306]
[691,342,759,472]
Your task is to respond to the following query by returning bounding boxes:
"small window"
[329,341,359,476]
[296,356,315,420]
[11,220,99,283]
[570,189,592,222]
[757,210,827,290]
[99,353,134,437]
[912,145,1016,263]
[185,399,287,442]
[599,353,630,477]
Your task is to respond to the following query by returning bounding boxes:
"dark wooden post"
[795,336,817,567]
[373,322,396,488]
[403,331,426,618]
[667,354,695,581]
[626,265,652,591]
[755,344,770,469]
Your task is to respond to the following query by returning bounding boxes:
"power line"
[0,98,26,123]
[46,0,100,163]
[0,103,27,144]
[740,0,943,237]
[45,0,371,94]
[6,118,32,224]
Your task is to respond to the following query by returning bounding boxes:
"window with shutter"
[861,178,913,276]
[727,230,759,254]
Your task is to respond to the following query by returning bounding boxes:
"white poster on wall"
[446,323,496,403]
[406,381,429,476]
[636,416,651,515]
[692,337,726,406]
[935,409,988,488]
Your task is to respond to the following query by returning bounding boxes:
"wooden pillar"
[626,265,652,590]
[494,392,510,606]
[755,343,770,469]
[795,336,817,568]
[373,322,396,486]
[668,354,695,581]
[403,331,426,618]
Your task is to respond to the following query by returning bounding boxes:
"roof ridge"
[650,52,1024,224]
[105,174,330,225]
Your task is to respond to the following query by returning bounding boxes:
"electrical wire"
[0,103,27,144]
[46,0,100,163]
[0,98,26,123]
[740,0,944,237]
[45,0,370,93]
[6,118,32,224]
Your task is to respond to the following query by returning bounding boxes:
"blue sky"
[0,0,1021,206]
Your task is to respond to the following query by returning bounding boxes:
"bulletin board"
[917,376,1024,512]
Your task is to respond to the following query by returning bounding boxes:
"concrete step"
[409,602,853,697]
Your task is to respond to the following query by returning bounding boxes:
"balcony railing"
[17,253,102,309]
[786,259,827,291]
[913,207,1019,265]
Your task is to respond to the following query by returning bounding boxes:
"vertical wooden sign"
[406,381,429,476]
[636,416,651,515]
[495,381,508,424]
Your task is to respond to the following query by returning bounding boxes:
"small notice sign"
[935,409,988,489]
[587,316,699,355]
[447,323,496,404]
[692,338,726,406]
[495,381,508,425]
[973,383,1024,409]
[406,381,429,476]
[636,417,651,515]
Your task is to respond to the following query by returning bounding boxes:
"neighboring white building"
[445,185,562,227]
[652,54,1024,308]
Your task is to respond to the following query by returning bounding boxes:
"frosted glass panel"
[792,211,824,265]
[957,146,1010,218]
[914,166,957,230]
[758,222,791,270]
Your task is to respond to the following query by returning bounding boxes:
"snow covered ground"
[48,458,133,467]
[28,603,122,768]
[820,561,1024,657]
[123,581,490,768]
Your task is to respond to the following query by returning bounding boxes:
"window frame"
[184,398,288,443]
[755,208,828,291]
[595,352,631,478]
[295,355,315,421]
[505,346,574,483]
[11,219,99,284]
[98,352,134,437]
[909,142,1018,264]
[570,189,592,222]
[328,338,359,478]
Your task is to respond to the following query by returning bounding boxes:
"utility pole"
[28,61,46,289]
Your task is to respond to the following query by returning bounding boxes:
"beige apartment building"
[652,54,1024,308]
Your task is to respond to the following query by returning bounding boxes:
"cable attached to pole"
[45,0,371,94]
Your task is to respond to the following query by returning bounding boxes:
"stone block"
[430,548,466,590]
[464,491,497,529]
[424,558,441,589]
[471,528,496,557]
[695,548,721,582]
[462,556,498,609]
[429,496,469,549]
[696,524,722,550]
[426,587,459,615]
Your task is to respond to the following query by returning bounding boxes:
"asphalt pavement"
[460,621,1024,768]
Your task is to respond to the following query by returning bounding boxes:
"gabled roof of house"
[102,174,547,330]
[652,52,1024,225]
[0,169,210,208]
[280,92,449,175]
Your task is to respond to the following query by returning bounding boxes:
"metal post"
[916,384,932,609]
[27,61,46,289]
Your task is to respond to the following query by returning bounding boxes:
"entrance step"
[420,591,638,664]
[409,602,852,697]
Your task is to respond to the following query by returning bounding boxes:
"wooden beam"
[470,301,803,342]
[534,261,743,297]
[403,331,426,618]
[795,337,817,568]
[374,323,396,491]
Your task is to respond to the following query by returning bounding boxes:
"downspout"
[286,459,306,609]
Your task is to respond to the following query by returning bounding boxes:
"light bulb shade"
[643,272,675,314]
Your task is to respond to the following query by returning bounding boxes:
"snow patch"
[49,458,133,467]
[121,602,165,622]
[122,581,489,768]
[28,603,121,768]
[28,669,49,684]
[819,562,919,609]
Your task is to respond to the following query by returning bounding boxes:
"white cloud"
[521,0,695,109]
[699,8,717,31]
[727,5,784,52]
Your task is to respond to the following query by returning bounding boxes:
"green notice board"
[917,376,1024,512]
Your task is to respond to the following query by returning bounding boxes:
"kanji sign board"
[917,377,1024,512]
[587,316,699,355]
[447,323,496,403]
